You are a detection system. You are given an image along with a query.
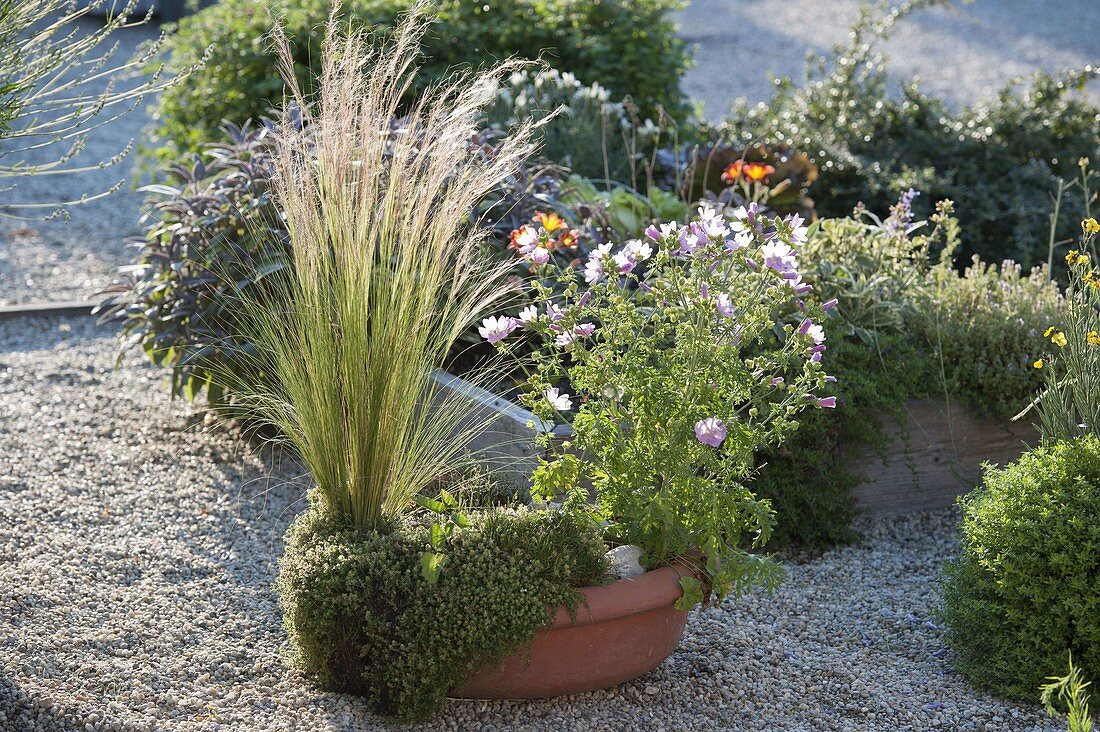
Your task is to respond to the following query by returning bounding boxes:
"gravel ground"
[0,16,157,307]
[2,1,1098,306]
[679,0,1100,120]
[0,316,1063,732]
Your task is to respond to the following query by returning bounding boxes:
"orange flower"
[720,160,744,184]
[741,162,775,183]
[720,159,776,184]
[534,211,565,233]
[556,229,579,250]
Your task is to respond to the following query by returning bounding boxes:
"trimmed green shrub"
[145,0,690,167]
[725,2,1100,268]
[278,501,608,720]
[939,435,1100,699]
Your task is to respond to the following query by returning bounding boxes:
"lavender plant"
[481,204,835,602]
[0,0,199,217]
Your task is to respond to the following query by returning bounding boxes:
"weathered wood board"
[848,399,1037,516]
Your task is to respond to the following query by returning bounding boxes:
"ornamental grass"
[215,4,535,528]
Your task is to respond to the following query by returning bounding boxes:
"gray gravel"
[0,16,157,307]
[0,316,1064,731]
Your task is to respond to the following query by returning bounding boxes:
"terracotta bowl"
[452,563,694,699]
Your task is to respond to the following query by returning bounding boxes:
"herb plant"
[939,435,1100,699]
[483,204,835,600]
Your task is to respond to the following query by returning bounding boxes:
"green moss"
[277,502,608,720]
[939,436,1100,699]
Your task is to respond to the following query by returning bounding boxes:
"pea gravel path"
[0,316,1062,731]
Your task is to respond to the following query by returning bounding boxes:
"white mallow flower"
[788,214,809,245]
[697,206,729,238]
[545,387,573,411]
[624,239,653,261]
[478,316,518,344]
[725,230,753,253]
[601,384,625,401]
[518,305,539,324]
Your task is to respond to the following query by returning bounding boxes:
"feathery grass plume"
[219,3,537,528]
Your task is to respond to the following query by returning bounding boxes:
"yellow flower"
[1051,331,1068,348]
[1088,331,1100,346]
[1044,326,1056,338]
[1033,358,1045,369]
[534,211,565,233]
[1066,249,1090,267]
[1083,218,1100,235]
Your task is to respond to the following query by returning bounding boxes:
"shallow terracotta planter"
[452,563,694,699]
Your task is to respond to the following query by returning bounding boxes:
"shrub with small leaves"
[144,0,690,167]
[277,501,608,720]
[725,0,1100,267]
[482,68,648,182]
[939,435,1100,699]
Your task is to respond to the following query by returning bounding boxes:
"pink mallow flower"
[716,292,735,318]
[694,417,727,447]
[479,316,519,344]
[760,240,798,277]
[545,387,573,412]
[797,318,826,345]
[645,221,679,241]
[697,206,729,239]
[526,246,550,265]
[787,214,809,245]
[725,230,753,253]
[613,239,652,273]
[584,258,604,283]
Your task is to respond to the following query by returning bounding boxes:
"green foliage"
[145,0,690,167]
[560,177,690,241]
[1033,216,1100,444]
[489,207,832,600]
[1041,656,1094,732]
[939,435,1100,699]
[754,200,1059,548]
[725,0,1100,267]
[482,68,648,182]
[278,502,608,720]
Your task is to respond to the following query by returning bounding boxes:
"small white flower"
[518,305,539,324]
[545,387,573,412]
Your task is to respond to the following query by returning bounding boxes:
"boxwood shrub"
[939,435,1100,699]
[278,500,608,720]
[145,0,690,166]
